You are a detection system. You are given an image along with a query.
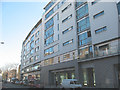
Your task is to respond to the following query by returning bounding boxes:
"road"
[2,82,32,88]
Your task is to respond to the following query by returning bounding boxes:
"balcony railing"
[94,45,119,57]
[78,45,119,61]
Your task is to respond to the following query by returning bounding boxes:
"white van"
[61,79,82,88]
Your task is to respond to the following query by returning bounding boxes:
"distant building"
[8,69,17,81]
[20,0,120,88]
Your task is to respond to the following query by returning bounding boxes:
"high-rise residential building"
[20,0,120,88]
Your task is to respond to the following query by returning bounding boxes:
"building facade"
[20,0,120,88]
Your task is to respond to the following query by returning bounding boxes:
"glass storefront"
[53,70,75,85]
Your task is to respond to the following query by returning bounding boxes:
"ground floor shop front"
[20,55,119,88]
[39,55,119,88]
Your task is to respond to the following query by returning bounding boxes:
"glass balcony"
[94,45,120,57]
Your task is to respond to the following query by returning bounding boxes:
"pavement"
[2,82,31,88]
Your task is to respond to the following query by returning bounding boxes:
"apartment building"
[20,0,120,88]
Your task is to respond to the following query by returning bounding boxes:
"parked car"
[15,80,20,84]
[23,80,29,86]
[20,81,23,85]
[61,79,82,88]
[11,78,18,84]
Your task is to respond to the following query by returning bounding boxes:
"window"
[78,31,91,46]
[95,26,107,34]
[30,56,34,63]
[35,46,39,52]
[62,14,72,23]
[93,11,104,19]
[79,46,93,60]
[44,58,54,66]
[26,41,30,52]
[44,46,54,56]
[45,36,54,46]
[76,2,85,9]
[35,38,39,45]
[77,17,90,33]
[83,68,96,87]
[64,54,70,60]
[45,17,54,30]
[30,42,34,49]
[62,26,73,34]
[45,9,54,20]
[45,2,55,12]
[35,55,39,61]
[45,26,54,39]
[31,35,34,42]
[35,31,39,37]
[58,57,60,63]
[30,49,34,55]
[117,2,120,15]
[63,39,73,46]
[62,3,71,13]
[76,4,88,20]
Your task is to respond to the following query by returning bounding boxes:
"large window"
[77,17,90,33]
[30,56,34,63]
[45,27,54,39]
[45,2,55,12]
[30,49,34,55]
[76,4,88,20]
[82,68,96,87]
[26,41,30,52]
[45,9,54,20]
[45,36,54,46]
[44,58,54,66]
[35,38,39,45]
[79,46,93,60]
[76,2,84,9]
[31,35,34,42]
[63,53,70,60]
[45,18,54,30]
[35,46,39,52]
[78,31,91,46]
[44,47,54,56]
[30,42,34,49]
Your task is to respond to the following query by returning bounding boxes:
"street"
[2,82,31,88]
